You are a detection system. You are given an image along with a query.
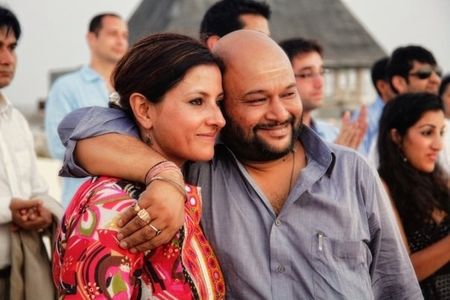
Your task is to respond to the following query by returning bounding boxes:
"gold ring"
[149,224,162,236]
[133,203,141,213]
[137,209,151,224]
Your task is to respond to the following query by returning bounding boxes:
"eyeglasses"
[294,69,329,80]
[409,67,442,80]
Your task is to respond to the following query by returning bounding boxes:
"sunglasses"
[409,67,442,80]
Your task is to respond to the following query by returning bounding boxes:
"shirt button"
[275,219,281,226]
[276,265,285,273]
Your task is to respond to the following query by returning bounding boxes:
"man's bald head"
[213,30,292,76]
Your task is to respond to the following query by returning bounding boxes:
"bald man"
[58,31,421,299]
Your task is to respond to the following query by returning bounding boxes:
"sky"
[2,0,450,114]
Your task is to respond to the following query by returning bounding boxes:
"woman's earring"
[144,133,153,146]
[399,147,408,162]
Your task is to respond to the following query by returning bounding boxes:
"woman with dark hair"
[439,74,450,119]
[378,92,450,298]
[52,33,226,299]
[438,74,450,175]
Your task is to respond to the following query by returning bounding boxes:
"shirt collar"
[0,92,13,115]
[300,125,336,176]
[80,65,103,82]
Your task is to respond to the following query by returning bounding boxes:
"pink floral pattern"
[53,176,225,299]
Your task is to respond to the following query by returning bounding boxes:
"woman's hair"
[110,33,223,116]
[439,74,450,99]
[378,92,449,232]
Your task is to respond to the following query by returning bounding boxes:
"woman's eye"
[421,130,432,136]
[189,98,203,105]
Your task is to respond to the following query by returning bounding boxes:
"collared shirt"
[355,96,385,156]
[45,65,109,207]
[0,93,50,269]
[309,118,339,143]
[59,107,422,299]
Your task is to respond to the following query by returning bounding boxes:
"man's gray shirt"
[59,107,423,299]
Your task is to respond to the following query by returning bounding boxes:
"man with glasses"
[279,38,367,149]
[367,45,447,171]
[388,45,441,95]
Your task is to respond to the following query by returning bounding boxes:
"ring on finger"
[133,203,141,213]
[137,209,151,224]
[149,223,162,236]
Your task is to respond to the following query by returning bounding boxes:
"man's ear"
[391,75,408,94]
[390,128,402,146]
[129,93,153,129]
[206,35,220,51]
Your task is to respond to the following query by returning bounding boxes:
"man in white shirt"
[0,6,62,298]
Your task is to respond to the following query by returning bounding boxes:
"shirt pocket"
[312,232,373,300]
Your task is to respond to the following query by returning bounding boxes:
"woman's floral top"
[53,176,225,299]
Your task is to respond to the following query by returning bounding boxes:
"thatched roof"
[128,0,386,68]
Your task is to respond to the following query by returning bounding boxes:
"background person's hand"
[334,105,368,149]
[10,198,53,231]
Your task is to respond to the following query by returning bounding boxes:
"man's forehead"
[0,27,17,43]
[410,60,435,68]
[99,16,127,31]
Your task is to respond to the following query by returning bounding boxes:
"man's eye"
[245,98,266,104]
[282,91,296,98]
[189,98,203,105]
[295,73,313,79]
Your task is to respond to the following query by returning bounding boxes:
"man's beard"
[221,114,303,162]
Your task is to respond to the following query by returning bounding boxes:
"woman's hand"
[116,173,185,252]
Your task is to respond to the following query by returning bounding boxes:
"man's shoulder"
[50,67,85,89]
[315,119,338,131]
[10,106,30,126]
[313,119,339,143]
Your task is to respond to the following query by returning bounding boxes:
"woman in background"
[439,74,450,176]
[378,92,450,299]
[52,33,226,299]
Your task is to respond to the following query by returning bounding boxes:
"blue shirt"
[45,66,109,207]
[310,118,338,143]
[58,107,422,299]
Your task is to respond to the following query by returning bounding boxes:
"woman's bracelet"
[146,176,186,197]
[144,161,183,186]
